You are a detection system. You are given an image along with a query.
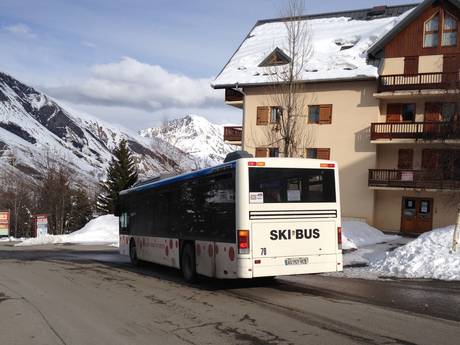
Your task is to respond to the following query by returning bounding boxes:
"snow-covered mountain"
[0,71,195,184]
[140,115,237,166]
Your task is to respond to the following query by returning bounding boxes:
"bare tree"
[262,0,314,157]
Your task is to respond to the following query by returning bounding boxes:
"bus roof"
[120,160,237,196]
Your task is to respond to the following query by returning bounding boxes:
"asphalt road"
[0,243,459,345]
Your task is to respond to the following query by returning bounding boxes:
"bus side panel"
[195,240,216,277]
[215,242,238,279]
[119,234,129,256]
[136,235,180,269]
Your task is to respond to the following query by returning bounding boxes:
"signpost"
[0,210,10,237]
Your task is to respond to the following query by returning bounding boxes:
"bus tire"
[181,243,197,283]
[129,239,140,266]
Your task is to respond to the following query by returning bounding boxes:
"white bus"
[118,157,343,282]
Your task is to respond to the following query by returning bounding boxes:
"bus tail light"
[238,230,250,254]
[337,226,342,250]
[320,163,335,168]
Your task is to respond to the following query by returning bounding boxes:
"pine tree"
[97,139,138,214]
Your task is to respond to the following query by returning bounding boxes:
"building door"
[442,54,459,86]
[401,197,433,234]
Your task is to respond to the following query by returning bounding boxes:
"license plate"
[284,257,309,266]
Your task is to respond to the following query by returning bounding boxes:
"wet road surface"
[0,243,459,345]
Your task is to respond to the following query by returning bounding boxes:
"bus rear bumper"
[251,253,343,278]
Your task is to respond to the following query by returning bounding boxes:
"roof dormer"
[258,47,291,67]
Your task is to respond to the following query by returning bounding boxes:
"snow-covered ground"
[16,215,119,247]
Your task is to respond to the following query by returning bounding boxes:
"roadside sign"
[0,210,10,237]
[34,215,49,237]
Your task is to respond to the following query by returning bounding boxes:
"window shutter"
[404,56,418,75]
[319,104,333,124]
[386,104,402,122]
[256,106,269,125]
[425,102,442,122]
[255,147,268,157]
[398,149,414,169]
[316,148,330,160]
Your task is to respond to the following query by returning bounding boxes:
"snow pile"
[371,226,460,281]
[16,215,119,247]
[342,220,399,250]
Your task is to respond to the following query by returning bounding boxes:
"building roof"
[212,3,419,89]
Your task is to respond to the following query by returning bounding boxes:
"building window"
[398,149,414,169]
[442,13,457,46]
[386,103,415,122]
[423,13,440,47]
[268,148,279,157]
[425,102,457,122]
[308,106,320,123]
[270,107,282,123]
[402,104,416,121]
[308,104,332,124]
[306,148,330,160]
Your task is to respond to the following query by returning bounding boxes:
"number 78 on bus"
[117,156,343,282]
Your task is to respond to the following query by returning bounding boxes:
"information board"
[36,215,49,237]
[0,211,10,237]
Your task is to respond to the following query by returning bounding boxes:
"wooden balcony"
[370,121,460,142]
[225,88,244,102]
[368,169,460,190]
[223,126,242,144]
[377,72,460,93]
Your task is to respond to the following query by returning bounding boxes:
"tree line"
[0,139,138,238]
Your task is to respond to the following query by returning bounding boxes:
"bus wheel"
[181,243,197,283]
[129,239,140,266]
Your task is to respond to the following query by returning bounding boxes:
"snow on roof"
[212,6,416,88]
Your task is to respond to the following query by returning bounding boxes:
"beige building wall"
[374,190,457,232]
[241,80,379,224]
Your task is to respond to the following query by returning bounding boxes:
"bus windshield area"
[249,168,336,203]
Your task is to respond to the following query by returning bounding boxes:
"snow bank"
[342,220,399,250]
[371,225,460,281]
[0,237,25,242]
[16,215,119,247]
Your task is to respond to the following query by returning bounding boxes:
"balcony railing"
[368,169,460,190]
[370,121,460,141]
[224,126,242,143]
[377,72,460,92]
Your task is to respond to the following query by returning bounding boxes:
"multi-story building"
[212,0,460,234]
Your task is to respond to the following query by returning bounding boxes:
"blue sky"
[0,0,418,130]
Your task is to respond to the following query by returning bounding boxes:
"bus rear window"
[249,168,336,203]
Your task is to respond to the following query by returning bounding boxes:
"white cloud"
[5,23,36,38]
[48,57,223,111]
